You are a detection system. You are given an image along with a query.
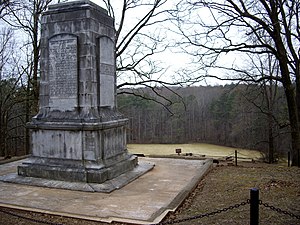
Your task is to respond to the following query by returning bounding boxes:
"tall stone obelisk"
[16,0,152,191]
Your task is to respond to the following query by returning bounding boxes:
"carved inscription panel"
[49,34,78,111]
[99,36,115,108]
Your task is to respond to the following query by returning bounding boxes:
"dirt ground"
[0,160,299,225]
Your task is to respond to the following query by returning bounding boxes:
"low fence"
[0,189,299,225]
[156,188,300,225]
[218,150,293,167]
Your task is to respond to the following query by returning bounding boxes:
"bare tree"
[3,0,55,110]
[0,0,14,19]
[1,0,57,154]
[0,26,13,156]
[174,0,300,166]
[102,0,184,110]
[0,26,28,157]
[242,53,285,163]
[0,27,13,80]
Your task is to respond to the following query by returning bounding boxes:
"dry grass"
[163,162,300,225]
[128,143,263,161]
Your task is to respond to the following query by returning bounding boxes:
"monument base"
[1,160,155,193]
[18,154,138,183]
[16,118,141,187]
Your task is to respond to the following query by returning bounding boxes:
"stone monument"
[13,0,153,191]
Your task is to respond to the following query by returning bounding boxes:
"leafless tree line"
[119,84,290,163]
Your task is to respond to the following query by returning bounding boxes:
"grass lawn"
[128,143,263,161]
[163,161,300,225]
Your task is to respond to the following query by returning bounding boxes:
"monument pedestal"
[10,0,154,191]
[18,119,138,183]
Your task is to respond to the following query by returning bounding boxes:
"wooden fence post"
[235,150,237,166]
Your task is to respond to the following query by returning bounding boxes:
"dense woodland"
[118,84,290,161]
[0,78,32,157]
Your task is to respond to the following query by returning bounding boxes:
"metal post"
[235,150,238,166]
[288,152,290,167]
[250,188,259,225]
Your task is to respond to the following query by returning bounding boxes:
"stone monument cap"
[47,0,107,15]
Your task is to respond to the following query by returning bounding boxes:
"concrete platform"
[0,159,154,193]
[0,157,212,224]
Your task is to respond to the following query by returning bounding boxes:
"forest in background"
[0,79,291,163]
[118,84,290,161]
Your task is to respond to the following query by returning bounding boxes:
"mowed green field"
[127,143,263,161]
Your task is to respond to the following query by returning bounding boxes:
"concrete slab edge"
[92,158,213,225]
[0,161,155,193]
[0,202,118,224]
[149,158,213,225]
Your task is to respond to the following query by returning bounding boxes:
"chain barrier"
[259,200,300,220]
[0,208,64,225]
[154,200,250,225]
[1,199,299,224]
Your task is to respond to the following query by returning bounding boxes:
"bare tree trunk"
[285,85,300,166]
[267,112,274,163]
[25,88,30,155]
[278,46,300,166]
[32,3,39,114]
